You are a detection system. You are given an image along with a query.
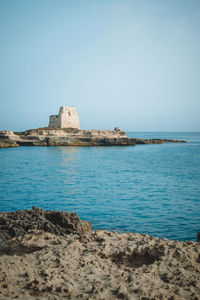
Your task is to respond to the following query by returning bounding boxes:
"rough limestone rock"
[0,131,19,148]
[0,226,199,299]
[0,207,91,255]
[0,128,186,148]
[114,127,123,133]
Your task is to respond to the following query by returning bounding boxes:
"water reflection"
[55,146,80,167]
[50,147,81,195]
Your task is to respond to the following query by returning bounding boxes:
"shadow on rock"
[0,207,91,255]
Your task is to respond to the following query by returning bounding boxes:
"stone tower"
[49,106,80,129]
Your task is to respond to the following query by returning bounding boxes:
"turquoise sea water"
[0,132,199,241]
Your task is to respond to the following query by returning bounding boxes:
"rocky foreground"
[0,208,199,300]
[0,128,185,148]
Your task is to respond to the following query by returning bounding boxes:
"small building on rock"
[49,106,80,129]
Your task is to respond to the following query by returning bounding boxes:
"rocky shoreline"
[0,128,186,148]
[0,208,199,299]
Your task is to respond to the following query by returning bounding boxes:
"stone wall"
[49,106,80,129]
[49,115,60,128]
[59,106,80,129]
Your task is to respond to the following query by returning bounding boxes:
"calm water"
[0,132,199,241]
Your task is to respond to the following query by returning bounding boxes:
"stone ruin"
[49,106,80,129]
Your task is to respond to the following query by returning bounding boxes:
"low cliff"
[0,128,186,148]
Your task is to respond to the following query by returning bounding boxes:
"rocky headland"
[0,128,186,148]
[0,208,199,299]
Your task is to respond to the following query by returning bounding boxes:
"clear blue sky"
[0,0,200,131]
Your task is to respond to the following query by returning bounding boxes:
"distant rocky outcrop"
[0,207,91,255]
[0,131,19,148]
[0,128,186,148]
[114,127,123,133]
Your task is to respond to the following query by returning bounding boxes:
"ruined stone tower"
[49,106,80,129]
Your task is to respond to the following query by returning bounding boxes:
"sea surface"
[0,132,199,241]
